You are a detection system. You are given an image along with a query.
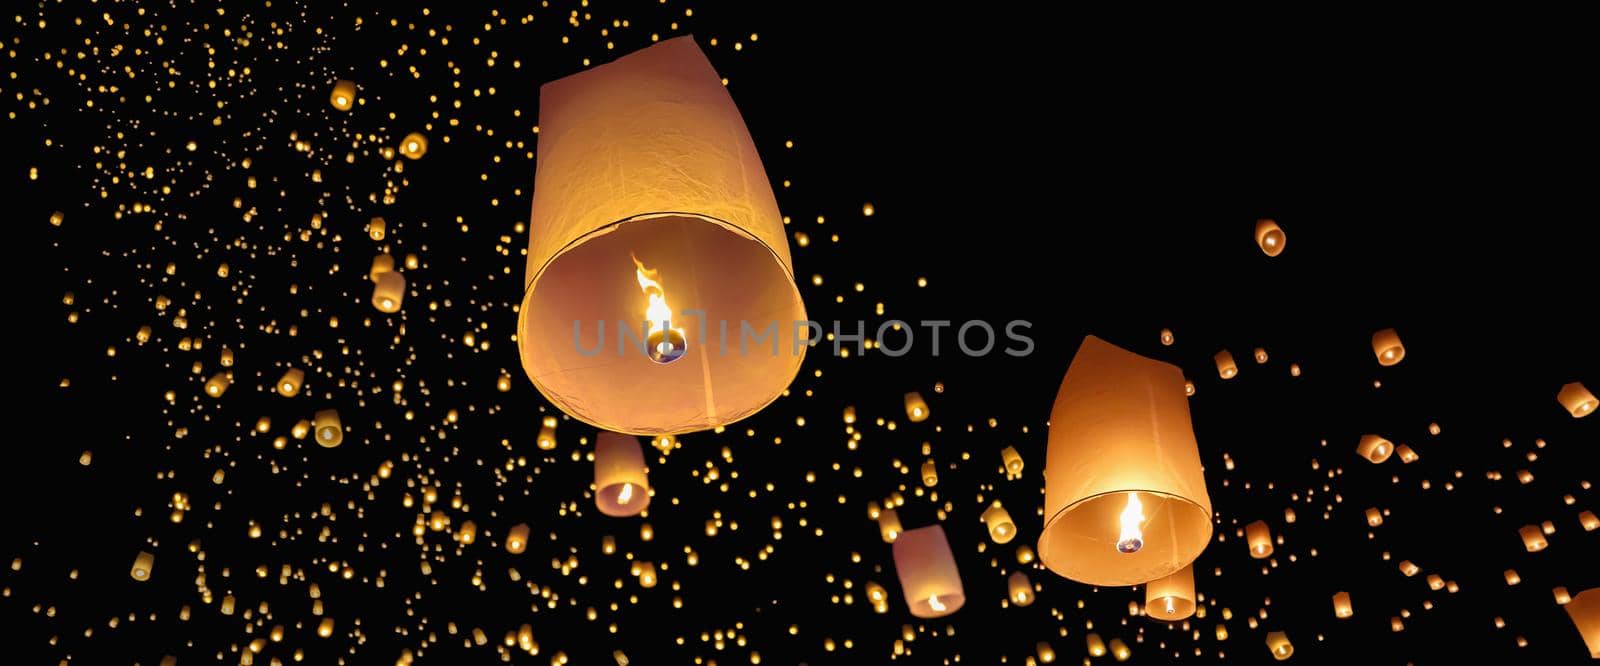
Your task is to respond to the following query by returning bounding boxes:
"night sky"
[6,2,1597,664]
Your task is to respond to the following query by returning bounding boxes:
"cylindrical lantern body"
[1255,219,1285,256]
[879,509,903,544]
[314,409,343,448]
[1399,560,1420,576]
[516,37,806,436]
[1039,336,1213,587]
[205,372,230,398]
[920,460,938,487]
[278,368,305,397]
[904,392,930,422]
[1366,508,1384,527]
[1159,328,1174,346]
[373,271,406,313]
[1372,328,1405,366]
[594,431,650,517]
[399,132,427,159]
[370,253,395,281]
[131,551,154,581]
[1008,571,1034,606]
[1559,382,1598,418]
[1245,520,1273,559]
[982,505,1016,544]
[1215,350,1238,379]
[1566,588,1600,658]
[369,216,387,241]
[1397,444,1418,463]
[1265,631,1293,660]
[1519,525,1548,552]
[329,80,356,110]
[1357,434,1393,464]
[1253,347,1268,364]
[506,523,529,554]
[1580,510,1599,532]
[1145,564,1196,621]
[891,525,964,618]
[1332,591,1353,618]
[1001,446,1023,476]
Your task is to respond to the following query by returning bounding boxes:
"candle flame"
[616,482,634,505]
[927,594,946,612]
[1116,491,1144,554]
[1165,596,1175,614]
[632,253,686,361]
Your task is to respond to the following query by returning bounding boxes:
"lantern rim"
[1038,487,1213,587]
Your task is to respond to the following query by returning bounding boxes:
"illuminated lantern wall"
[1039,336,1213,587]
[1558,382,1597,418]
[892,525,965,618]
[313,409,343,448]
[1145,564,1195,621]
[1245,520,1274,558]
[1566,588,1599,658]
[1255,218,1286,256]
[1372,328,1405,366]
[594,431,650,517]
[1265,631,1294,660]
[329,79,356,110]
[516,36,806,435]
[1356,434,1393,464]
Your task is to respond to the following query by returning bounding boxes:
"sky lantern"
[904,392,930,422]
[313,409,342,448]
[329,80,356,110]
[1255,219,1286,256]
[1558,382,1597,418]
[1039,336,1213,587]
[1008,571,1034,606]
[130,551,154,581]
[1519,525,1548,552]
[879,509,903,543]
[372,271,406,313]
[1372,328,1405,366]
[398,132,427,159]
[1145,564,1196,621]
[1357,434,1393,464]
[1160,328,1174,346]
[1001,446,1024,477]
[516,36,806,436]
[505,523,529,554]
[1565,589,1600,658]
[1265,631,1293,660]
[277,368,304,397]
[891,525,964,618]
[594,431,650,517]
[982,504,1017,544]
[1245,520,1273,559]
[1215,350,1238,379]
[1333,591,1353,618]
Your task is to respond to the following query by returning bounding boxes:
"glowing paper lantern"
[329,80,356,110]
[1086,633,1106,657]
[1356,434,1393,464]
[904,392,930,422]
[506,523,529,554]
[1160,328,1174,346]
[1039,336,1213,587]
[516,37,806,436]
[1008,571,1034,606]
[920,460,938,487]
[1396,444,1419,464]
[982,504,1017,544]
[1265,631,1293,660]
[1333,591,1353,618]
[1399,560,1420,577]
[370,253,395,281]
[1372,328,1405,366]
[1245,520,1273,559]
[1563,589,1599,658]
[204,372,230,398]
[1555,587,1571,604]
[1215,350,1238,379]
[369,216,387,241]
[277,368,304,397]
[891,525,964,618]
[1559,382,1598,418]
[131,551,154,581]
[594,431,650,517]
[1366,508,1384,527]
[313,409,343,448]
[1253,347,1269,364]
[1255,219,1286,257]
[1504,569,1521,586]
[879,509,903,543]
[399,132,427,159]
[372,271,406,313]
[1580,511,1598,532]
[1145,564,1195,621]
[1001,446,1024,476]
[1519,525,1548,552]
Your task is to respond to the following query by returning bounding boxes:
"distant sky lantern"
[594,431,650,517]
[1289,363,1301,377]
[1215,350,1238,380]
[369,216,386,241]
[1366,508,1384,527]
[1566,588,1600,658]
[1371,328,1405,366]
[1396,444,1419,464]
[1086,633,1107,657]
[1556,587,1572,604]
[1255,219,1286,257]
[920,460,938,487]
[1008,571,1034,606]
[536,425,557,450]
[1356,434,1393,464]
[1558,382,1598,418]
[277,368,304,397]
[1184,380,1196,397]
[982,504,1017,544]
[517,37,806,436]
[313,409,342,448]
[372,271,406,313]
[505,523,529,554]
[1245,520,1273,559]
[879,509,903,543]
[891,525,965,618]
[131,551,154,581]
[1428,422,1441,435]
[1333,591,1353,618]
[1580,511,1599,532]
[1039,336,1212,587]
[843,406,857,424]
[370,253,395,281]
[1001,446,1024,477]
[329,79,356,110]
[1399,560,1420,577]
[1145,564,1196,621]
[1160,328,1174,346]
[904,392,930,423]
[1504,569,1521,586]
[398,132,427,159]
[1253,347,1268,364]
[1265,631,1293,660]
[204,372,230,398]
[1519,525,1548,552]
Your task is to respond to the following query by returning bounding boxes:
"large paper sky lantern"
[516,36,806,435]
[1039,336,1213,587]
[892,525,965,618]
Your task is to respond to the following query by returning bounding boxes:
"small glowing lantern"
[920,460,938,487]
[399,132,428,159]
[1427,574,1445,590]
[1245,520,1273,559]
[1215,350,1238,379]
[369,216,387,241]
[1504,569,1521,586]
[1555,587,1571,604]
[204,372,230,398]
[1265,631,1293,660]
[277,368,305,397]
[1145,564,1195,621]
[329,80,356,110]
[370,253,395,281]
[373,271,406,313]
[1255,219,1285,257]
[879,509,903,544]
[1558,382,1598,418]
[904,392,930,422]
[1519,525,1548,552]
[1039,336,1212,586]
[1086,633,1106,657]
[1366,508,1384,527]
[1396,444,1419,463]
[318,617,335,638]
[982,504,1017,544]
[1160,328,1174,346]
[506,523,529,554]
[1580,511,1598,532]
[1253,347,1268,364]
[1332,591,1353,618]
[131,551,154,581]
[1357,434,1393,464]
[1565,588,1600,658]
[313,409,343,448]
[1372,328,1405,366]
[1399,560,1420,577]
[1001,446,1024,476]
[594,431,650,517]
[891,525,965,618]
[1008,571,1034,606]
[516,37,806,436]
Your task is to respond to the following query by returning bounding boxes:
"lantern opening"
[1117,491,1145,554]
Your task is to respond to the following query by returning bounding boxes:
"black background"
[6,2,1596,664]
